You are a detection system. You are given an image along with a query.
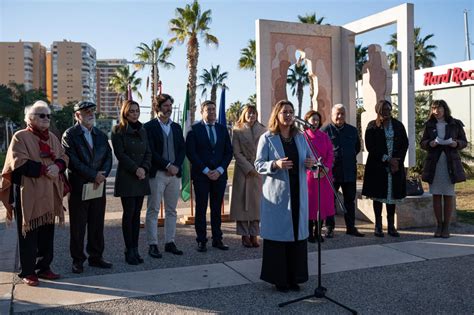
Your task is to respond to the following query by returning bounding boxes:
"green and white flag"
[180,88,191,201]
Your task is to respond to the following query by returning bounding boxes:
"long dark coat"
[111,123,152,197]
[420,117,467,184]
[362,118,409,200]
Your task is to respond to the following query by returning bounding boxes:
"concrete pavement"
[2,221,474,313]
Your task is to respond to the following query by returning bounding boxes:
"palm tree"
[247,93,256,106]
[297,12,326,24]
[108,66,142,106]
[226,100,244,126]
[386,27,437,71]
[287,63,310,117]
[169,0,218,123]
[197,65,228,104]
[355,44,369,81]
[135,39,174,116]
[355,44,368,105]
[238,39,256,72]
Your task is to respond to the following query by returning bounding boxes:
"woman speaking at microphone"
[255,100,315,292]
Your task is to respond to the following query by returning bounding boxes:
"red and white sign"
[423,67,474,86]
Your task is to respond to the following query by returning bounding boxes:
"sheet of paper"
[435,137,453,145]
[82,182,104,201]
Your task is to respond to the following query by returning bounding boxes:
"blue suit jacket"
[185,121,233,181]
[144,118,185,178]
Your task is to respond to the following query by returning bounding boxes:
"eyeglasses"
[33,113,51,119]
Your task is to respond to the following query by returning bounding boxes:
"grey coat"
[111,123,152,197]
[230,123,266,221]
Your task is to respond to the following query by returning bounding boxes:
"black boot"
[373,201,384,237]
[133,247,144,264]
[125,248,139,265]
[308,221,316,243]
[387,205,400,237]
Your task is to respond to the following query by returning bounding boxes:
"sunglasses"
[33,113,51,119]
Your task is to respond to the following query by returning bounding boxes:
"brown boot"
[250,235,260,247]
[242,236,253,248]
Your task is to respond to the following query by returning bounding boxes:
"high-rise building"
[0,41,46,91]
[51,40,96,106]
[96,59,127,118]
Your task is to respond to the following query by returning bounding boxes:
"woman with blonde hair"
[230,105,266,248]
[111,100,151,264]
[255,100,315,292]
[0,101,68,286]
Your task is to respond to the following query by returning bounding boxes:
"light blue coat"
[255,131,311,242]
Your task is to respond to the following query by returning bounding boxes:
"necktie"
[208,124,216,147]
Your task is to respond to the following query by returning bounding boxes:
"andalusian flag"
[180,88,191,201]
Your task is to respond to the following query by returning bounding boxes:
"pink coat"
[306,129,335,220]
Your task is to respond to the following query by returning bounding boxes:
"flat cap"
[74,101,96,112]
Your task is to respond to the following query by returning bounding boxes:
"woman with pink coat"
[305,110,335,243]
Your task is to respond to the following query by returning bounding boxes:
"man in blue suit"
[186,100,233,252]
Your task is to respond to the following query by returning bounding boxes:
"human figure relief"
[361,44,392,151]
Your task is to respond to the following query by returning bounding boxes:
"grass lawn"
[455,178,474,224]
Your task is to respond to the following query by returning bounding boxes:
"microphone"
[293,116,316,130]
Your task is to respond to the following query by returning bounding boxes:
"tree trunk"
[187,37,199,123]
[150,65,155,119]
[297,82,303,118]
[210,85,217,104]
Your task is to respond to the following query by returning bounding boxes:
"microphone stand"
[278,122,357,315]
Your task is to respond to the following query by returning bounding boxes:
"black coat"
[143,118,185,178]
[62,123,113,195]
[420,117,467,184]
[111,123,152,197]
[362,118,409,200]
[321,123,360,183]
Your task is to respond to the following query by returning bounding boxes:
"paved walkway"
[1,164,473,313]
[1,220,474,313]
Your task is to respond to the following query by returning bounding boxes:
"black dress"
[260,136,309,287]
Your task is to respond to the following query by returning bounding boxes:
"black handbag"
[406,177,424,196]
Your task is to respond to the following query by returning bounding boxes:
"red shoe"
[37,270,61,280]
[22,275,39,286]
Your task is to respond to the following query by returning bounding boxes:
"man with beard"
[144,94,185,258]
[62,101,113,274]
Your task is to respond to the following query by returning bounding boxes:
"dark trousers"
[68,192,106,264]
[14,204,55,277]
[120,196,144,249]
[193,178,226,243]
[326,181,356,230]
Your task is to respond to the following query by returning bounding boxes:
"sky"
[1,0,473,122]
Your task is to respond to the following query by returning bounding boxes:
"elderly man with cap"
[62,101,113,274]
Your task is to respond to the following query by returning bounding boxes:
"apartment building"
[50,40,96,106]
[0,41,46,91]
[96,59,127,118]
